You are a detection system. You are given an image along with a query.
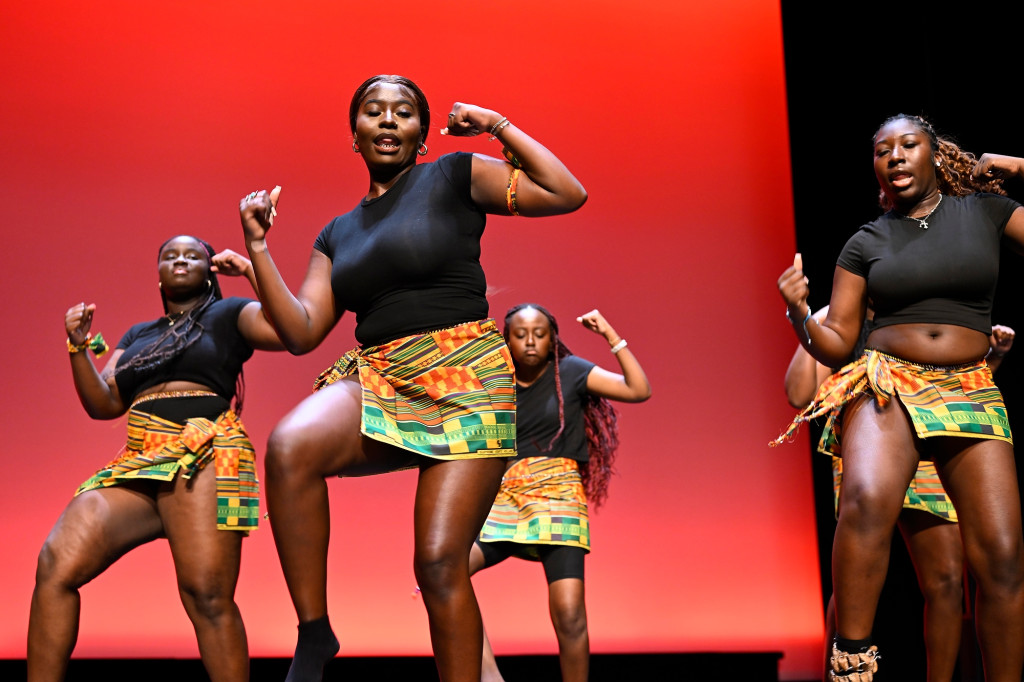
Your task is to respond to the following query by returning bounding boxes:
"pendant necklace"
[901,193,943,230]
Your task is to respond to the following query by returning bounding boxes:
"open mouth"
[374,134,400,153]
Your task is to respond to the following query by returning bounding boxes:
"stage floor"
[2,652,784,681]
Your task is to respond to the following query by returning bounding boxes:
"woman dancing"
[776,114,1024,681]
[469,304,650,682]
[28,236,282,682]
[238,75,587,682]
[787,307,1015,682]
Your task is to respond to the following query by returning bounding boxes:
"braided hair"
[874,114,1008,211]
[504,303,620,509]
[115,235,246,415]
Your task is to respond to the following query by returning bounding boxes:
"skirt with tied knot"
[313,318,517,461]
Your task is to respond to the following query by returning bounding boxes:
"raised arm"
[211,248,286,352]
[783,307,834,408]
[239,187,341,355]
[974,154,1024,256]
[778,253,867,368]
[575,309,651,403]
[442,103,587,217]
[65,303,126,419]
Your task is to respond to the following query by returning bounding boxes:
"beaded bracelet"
[67,332,109,357]
[506,168,521,216]
[610,339,628,354]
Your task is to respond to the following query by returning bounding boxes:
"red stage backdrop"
[0,1,821,678]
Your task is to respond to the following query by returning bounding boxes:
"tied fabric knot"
[771,350,893,447]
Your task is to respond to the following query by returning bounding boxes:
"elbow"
[628,384,652,403]
[568,185,588,211]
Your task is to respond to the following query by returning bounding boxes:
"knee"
[265,423,313,482]
[35,539,86,591]
[550,598,588,641]
[968,534,1024,589]
[413,545,465,597]
[917,561,964,607]
[178,577,237,624]
[837,484,899,533]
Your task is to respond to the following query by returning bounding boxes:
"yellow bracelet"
[506,168,521,217]
[67,333,109,357]
[67,336,89,353]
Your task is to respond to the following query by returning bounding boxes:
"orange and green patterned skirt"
[773,348,1012,457]
[313,319,516,460]
[478,456,590,555]
[76,406,259,531]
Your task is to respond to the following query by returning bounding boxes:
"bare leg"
[27,484,164,682]
[160,465,247,682]
[823,594,836,682]
[264,378,418,682]
[548,578,588,682]
[934,439,1024,682]
[468,543,506,682]
[831,395,919,642]
[414,456,507,682]
[897,510,963,682]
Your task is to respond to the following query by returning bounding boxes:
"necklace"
[899,193,943,230]
[165,310,186,326]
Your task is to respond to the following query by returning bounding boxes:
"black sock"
[834,635,873,653]
[284,615,340,682]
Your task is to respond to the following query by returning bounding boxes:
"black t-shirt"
[515,355,596,463]
[837,193,1020,334]
[313,152,489,347]
[114,297,254,402]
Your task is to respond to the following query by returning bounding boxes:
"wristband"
[610,339,628,354]
[67,332,109,357]
[250,239,267,253]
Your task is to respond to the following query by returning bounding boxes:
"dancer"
[28,237,282,682]
[238,74,587,682]
[469,304,650,682]
[775,114,1024,681]
[786,309,1015,682]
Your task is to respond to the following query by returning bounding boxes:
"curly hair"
[874,114,1007,211]
[504,303,620,509]
[115,236,246,415]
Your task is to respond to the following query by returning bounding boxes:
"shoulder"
[210,296,255,317]
[116,319,159,349]
[561,354,596,381]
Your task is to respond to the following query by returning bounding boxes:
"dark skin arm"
[777,253,868,368]
[65,303,126,419]
[211,248,287,352]
[238,187,340,355]
[442,103,588,216]
[574,309,651,402]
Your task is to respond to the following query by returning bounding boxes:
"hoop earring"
[418,143,428,156]
[352,141,359,153]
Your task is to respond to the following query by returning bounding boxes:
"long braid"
[116,236,247,415]
[504,303,621,509]
[875,114,1007,211]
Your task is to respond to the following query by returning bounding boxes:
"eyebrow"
[364,98,416,108]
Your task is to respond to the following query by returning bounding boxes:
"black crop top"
[313,152,488,347]
[114,297,254,402]
[836,193,1020,334]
